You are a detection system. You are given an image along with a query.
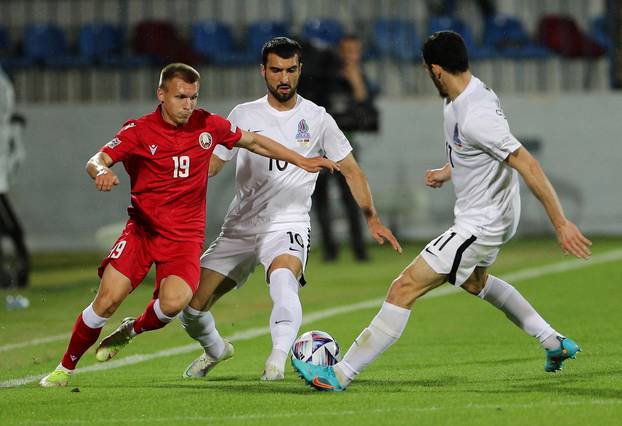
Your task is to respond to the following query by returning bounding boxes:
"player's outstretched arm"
[339,153,402,254]
[506,147,592,259]
[425,162,451,188]
[86,152,119,192]
[235,130,339,173]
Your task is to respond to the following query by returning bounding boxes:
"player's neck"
[266,93,297,111]
[446,71,472,102]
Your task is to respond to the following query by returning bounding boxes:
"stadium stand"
[302,18,344,47]
[538,15,605,58]
[482,15,549,59]
[371,18,422,61]
[133,20,201,65]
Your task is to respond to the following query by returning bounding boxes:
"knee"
[93,291,124,317]
[462,271,488,296]
[386,274,423,308]
[159,294,190,317]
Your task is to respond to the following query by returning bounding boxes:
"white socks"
[335,302,411,386]
[268,268,302,370]
[82,303,108,329]
[153,299,176,323]
[180,305,226,359]
[478,275,560,350]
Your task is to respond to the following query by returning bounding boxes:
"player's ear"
[260,64,266,78]
[156,87,165,103]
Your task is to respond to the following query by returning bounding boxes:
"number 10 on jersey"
[173,156,190,178]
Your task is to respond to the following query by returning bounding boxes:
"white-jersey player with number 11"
[179,37,402,380]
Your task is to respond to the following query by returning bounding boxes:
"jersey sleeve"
[320,111,353,162]
[101,120,140,163]
[210,113,243,153]
[214,108,243,161]
[461,110,522,162]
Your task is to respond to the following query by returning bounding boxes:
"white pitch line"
[1,248,620,389]
[0,333,70,353]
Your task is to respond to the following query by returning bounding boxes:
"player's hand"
[94,168,120,191]
[297,156,340,174]
[556,220,592,259]
[425,167,450,188]
[367,217,402,254]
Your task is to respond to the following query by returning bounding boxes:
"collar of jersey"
[263,94,302,116]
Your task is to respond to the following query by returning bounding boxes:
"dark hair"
[422,31,469,74]
[261,37,302,65]
[158,63,200,88]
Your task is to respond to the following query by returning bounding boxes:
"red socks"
[61,313,103,370]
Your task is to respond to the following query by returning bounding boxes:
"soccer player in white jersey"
[292,31,593,392]
[179,37,401,380]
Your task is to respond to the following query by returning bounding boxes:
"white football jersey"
[443,76,522,245]
[215,95,352,235]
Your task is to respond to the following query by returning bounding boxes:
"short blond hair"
[158,63,200,88]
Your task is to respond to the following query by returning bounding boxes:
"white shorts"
[420,227,500,287]
[200,224,311,288]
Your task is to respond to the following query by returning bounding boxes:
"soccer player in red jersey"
[40,63,337,387]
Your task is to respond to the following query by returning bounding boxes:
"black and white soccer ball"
[291,330,340,366]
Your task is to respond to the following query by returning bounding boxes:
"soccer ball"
[291,330,340,366]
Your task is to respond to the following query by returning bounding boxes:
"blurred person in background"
[39,62,336,388]
[0,65,29,288]
[293,31,592,392]
[313,34,380,262]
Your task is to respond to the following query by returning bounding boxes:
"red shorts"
[98,220,203,295]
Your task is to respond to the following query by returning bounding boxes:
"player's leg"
[462,266,580,372]
[95,238,200,361]
[180,268,237,378]
[180,233,256,377]
[40,265,132,387]
[263,253,304,380]
[95,274,194,362]
[292,228,466,391]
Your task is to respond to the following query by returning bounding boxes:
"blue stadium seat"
[483,15,549,59]
[23,23,88,67]
[191,20,253,65]
[591,16,612,52]
[428,15,495,60]
[302,18,344,47]
[79,23,148,67]
[247,21,288,61]
[372,18,421,61]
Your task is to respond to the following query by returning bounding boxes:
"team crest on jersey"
[296,119,311,145]
[199,132,213,149]
[452,124,463,147]
[106,137,122,149]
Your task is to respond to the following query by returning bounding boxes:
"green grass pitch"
[1,238,621,425]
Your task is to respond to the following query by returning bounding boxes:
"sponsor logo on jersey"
[119,122,136,133]
[296,119,311,145]
[106,137,122,149]
[452,123,462,147]
[149,144,158,155]
[199,132,213,149]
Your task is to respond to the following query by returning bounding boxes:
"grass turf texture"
[1,238,621,425]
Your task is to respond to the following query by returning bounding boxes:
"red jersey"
[101,105,242,243]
